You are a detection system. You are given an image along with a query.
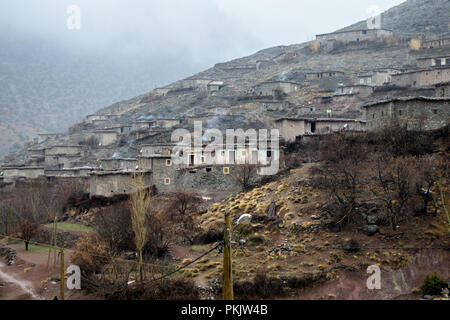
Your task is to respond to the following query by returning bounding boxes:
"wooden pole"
[53,214,58,266]
[60,248,65,301]
[222,212,233,300]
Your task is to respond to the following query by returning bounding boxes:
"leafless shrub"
[313,133,369,227]
[94,202,134,255]
[370,155,419,230]
[232,163,259,191]
[70,233,111,276]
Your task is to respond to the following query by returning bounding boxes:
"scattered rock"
[124,252,137,260]
[0,245,17,265]
[327,223,341,233]
[367,215,378,225]
[266,202,277,218]
[342,240,360,253]
[362,225,379,236]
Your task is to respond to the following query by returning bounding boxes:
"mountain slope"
[340,0,450,36]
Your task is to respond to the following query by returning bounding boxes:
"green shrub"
[420,272,447,296]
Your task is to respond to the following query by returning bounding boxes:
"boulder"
[342,240,360,253]
[124,252,137,260]
[362,225,379,236]
[367,215,378,225]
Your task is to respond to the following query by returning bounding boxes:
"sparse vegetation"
[420,272,447,296]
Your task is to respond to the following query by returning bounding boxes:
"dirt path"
[0,242,96,300]
[0,261,41,300]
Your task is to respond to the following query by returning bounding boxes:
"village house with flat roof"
[315,29,394,51]
[0,166,45,182]
[253,81,300,96]
[417,55,450,68]
[391,66,450,88]
[44,167,95,178]
[422,36,450,49]
[100,158,138,171]
[154,87,172,96]
[306,71,346,80]
[89,170,152,198]
[274,118,366,142]
[364,96,450,131]
[334,84,374,98]
[94,130,118,146]
[355,68,402,86]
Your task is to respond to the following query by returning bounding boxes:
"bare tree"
[232,163,259,192]
[129,173,151,283]
[166,190,203,244]
[371,155,417,230]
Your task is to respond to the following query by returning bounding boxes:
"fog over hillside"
[0,0,405,156]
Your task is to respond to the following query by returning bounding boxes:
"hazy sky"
[1,0,405,74]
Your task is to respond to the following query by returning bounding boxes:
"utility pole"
[222,211,233,300]
[60,248,65,301]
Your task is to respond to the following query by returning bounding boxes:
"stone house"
[306,71,346,80]
[155,118,182,129]
[131,120,156,132]
[422,37,450,49]
[104,124,132,135]
[335,85,374,98]
[316,29,394,45]
[417,55,450,68]
[154,87,172,96]
[355,68,401,86]
[435,82,450,97]
[86,114,118,124]
[37,133,60,144]
[183,78,213,89]
[27,148,45,164]
[45,167,95,177]
[45,154,81,169]
[207,81,225,92]
[274,118,366,142]
[254,81,300,96]
[363,97,450,131]
[89,171,152,198]
[140,143,175,157]
[100,158,138,171]
[1,166,45,182]
[45,145,81,156]
[391,66,450,87]
[94,130,118,146]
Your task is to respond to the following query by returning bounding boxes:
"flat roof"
[1,166,45,170]
[90,170,152,176]
[316,28,393,37]
[392,65,450,76]
[275,117,365,123]
[364,96,450,108]
[46,145,81,149]
[100,158,138,161]
[256,80,301,85]
[306,70,345,74]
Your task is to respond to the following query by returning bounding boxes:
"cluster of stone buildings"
[2,27,449,198]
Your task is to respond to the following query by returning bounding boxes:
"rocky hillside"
[340,0,450,36]
[1,0,449,159]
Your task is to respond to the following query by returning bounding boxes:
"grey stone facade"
[364,97,450,131]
